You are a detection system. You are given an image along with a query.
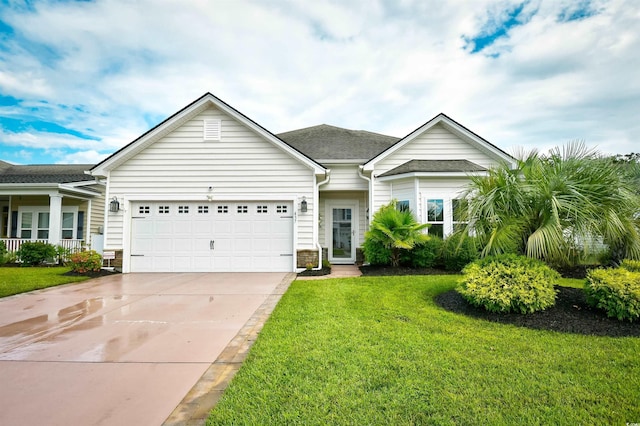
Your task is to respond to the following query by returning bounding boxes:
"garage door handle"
[131,254,144,257]
[210,240,215,250]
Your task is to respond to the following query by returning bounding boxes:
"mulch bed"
[297,267,332,277]
[63,269,120,278]
[435,287,640,337]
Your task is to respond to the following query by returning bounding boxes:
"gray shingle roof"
[277,124,399,162]
[0,163,95,184]
[378,160,487,177]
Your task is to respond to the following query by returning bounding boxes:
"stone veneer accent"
[296,249,319,268]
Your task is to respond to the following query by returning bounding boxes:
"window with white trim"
[452,198,468,233]
[61,212,75,239]
[237,205,248,214]
[426,199,444,238]
[17,207,80,240]
[276,205,288,214]
[217,205,229,214]
[257,205,268,214]
[178,205,189,214]
[139,206,150,214]
[159,205,170,214]
[198,205,209,214]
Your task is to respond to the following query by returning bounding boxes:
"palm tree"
[461,142,640,267]
[363,200,430,267]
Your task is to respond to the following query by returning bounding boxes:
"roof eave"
[90,93,326,177]
[376,171,489,181]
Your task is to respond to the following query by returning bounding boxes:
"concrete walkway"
[0,272,294,426]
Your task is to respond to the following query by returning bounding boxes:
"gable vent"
[204,119,221,141]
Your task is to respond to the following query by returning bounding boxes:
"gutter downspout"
[358,166,372,227]
[314,170,331,269]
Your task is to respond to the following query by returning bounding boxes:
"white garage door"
[130,201,294,272]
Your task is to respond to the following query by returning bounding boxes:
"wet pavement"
[0,272,291,426]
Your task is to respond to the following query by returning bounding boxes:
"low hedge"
[457,254,559,314]
[585,267,640,322]
[16,242,57,266]
[620,259,640,272]
[442,233,479,272]
[400,236,444,268]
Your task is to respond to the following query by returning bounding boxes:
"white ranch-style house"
[1,92,515,272]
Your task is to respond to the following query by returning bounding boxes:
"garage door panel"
[130,201,293,273]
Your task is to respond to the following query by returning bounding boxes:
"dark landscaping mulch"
[435,286,640,337]
[359,265,459,276]
[63,269,120,278]
[297,267,332,277]
[554,264,600,279]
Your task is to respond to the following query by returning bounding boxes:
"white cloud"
[0,0,638,164]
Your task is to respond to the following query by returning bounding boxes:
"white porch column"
[49,195,63,246]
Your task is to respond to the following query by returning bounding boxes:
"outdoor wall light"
[109,196,120,213]
[300,196,308,213]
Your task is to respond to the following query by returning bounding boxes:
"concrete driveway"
[0,272,293,426]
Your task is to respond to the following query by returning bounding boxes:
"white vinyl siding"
[375,124,501,172]
[390,178,416,214]
[105,106,315,250]
[321,165,368,191]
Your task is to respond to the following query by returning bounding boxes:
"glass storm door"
[329,202,357,263]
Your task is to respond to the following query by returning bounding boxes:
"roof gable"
[91,93,326,176]
[363,113,515,170]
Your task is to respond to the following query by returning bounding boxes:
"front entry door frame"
[326,200,358,264]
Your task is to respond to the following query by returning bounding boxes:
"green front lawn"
[208,275,640,425]
[0,267,89,298]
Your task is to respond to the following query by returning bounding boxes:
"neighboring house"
[90,92,516,273]
[0,161,105,255]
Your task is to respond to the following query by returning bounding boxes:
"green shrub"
[0,240,7,265]
[442,233,480,271]
[362,237,392,265]
[401,236,444,268]
[457,254,559,314]
[620,259,640,272]
[67,250,103,273]
[585,268,640,322]
[16,242,57,266]
[363,201,429,267]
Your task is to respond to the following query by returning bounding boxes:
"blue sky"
[0,0,638,164]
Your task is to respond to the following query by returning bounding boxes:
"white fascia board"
[363,114,516,171]
[0,183,98,198]
[316,159,369,165]
[91,94,325,176]
[376,171,489,182]
[209,98,326,174]
[90,101,211,177]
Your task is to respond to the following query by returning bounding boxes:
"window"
[178,205,189,214]
[397,200,410,212]
[159,205,170,214]
[20,212,32,239]
[276,205,288,214]
[37,213,50,239]
[61,212,74,239]
[237,205,248,214]
[452,198,468,232]
[17,207,79,240]
[139,206,150,214]
[257,205,268,213]
[426,199,444,238]
[198,205,209,214]
[217,205,229,214]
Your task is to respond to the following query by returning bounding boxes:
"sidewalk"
[296,264,362,280]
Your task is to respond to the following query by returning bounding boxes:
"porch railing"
[0,238,85,254]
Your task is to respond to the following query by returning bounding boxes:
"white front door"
[327,201,358,264]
